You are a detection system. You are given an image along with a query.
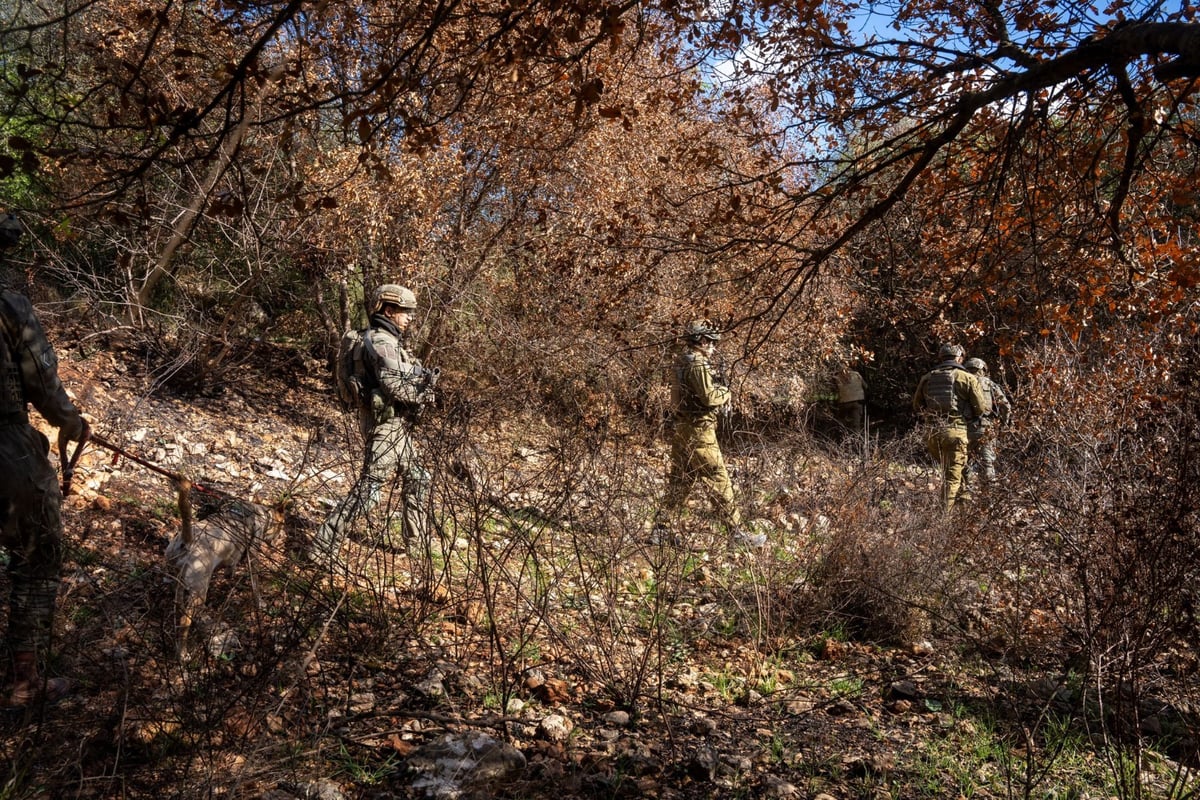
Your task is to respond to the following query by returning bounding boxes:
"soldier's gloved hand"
[418,366,439,405]
[59,417,90,450]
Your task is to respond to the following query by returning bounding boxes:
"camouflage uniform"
[315,309,434,557]
[965,365,1011,487]
[912,349,989,511]
[659,338,742,532]
[1,288,85,695]
[836,368,867,430]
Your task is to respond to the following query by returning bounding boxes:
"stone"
[763,775,800,798]
[602,710,630,727]
[886,680,920,701]
[686,745,720,782]
[272,780,346,800]
[408,731,526,799]
[537,713,573,743]
[415,673,446,698]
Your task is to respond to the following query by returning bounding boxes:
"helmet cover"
[938,343,964,362]
[373,283,417,312]
[684,319,721,344]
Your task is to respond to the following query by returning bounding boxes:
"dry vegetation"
[1,306,1197,800]
[6,0,1200,797]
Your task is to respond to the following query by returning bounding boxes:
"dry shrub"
[964,332,1200,762]
[1008,334,1200,661]
[726,430,947,645]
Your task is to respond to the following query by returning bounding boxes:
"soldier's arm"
[371,333,429,406]
[4,292,84,439]
[993,382,1012,422]
[687,359,730,409]
[964,373,990,418]
[912,375,927,414]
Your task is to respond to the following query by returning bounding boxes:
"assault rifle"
[421,366,441,394]
[710,354,733,420]
[410,365,440,421]
[58,421,92,495]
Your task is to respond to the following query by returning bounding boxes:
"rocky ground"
[2,322,1195,800]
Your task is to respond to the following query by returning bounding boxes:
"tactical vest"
[672,352,706,418]
[0,302,26,417]
[923,366,962,416]
[364,327,428,416]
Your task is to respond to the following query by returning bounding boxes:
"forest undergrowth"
[2,326,1199,800]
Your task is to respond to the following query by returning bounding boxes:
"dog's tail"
[177,479,194,548]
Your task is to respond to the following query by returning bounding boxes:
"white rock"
[537,713,573,743]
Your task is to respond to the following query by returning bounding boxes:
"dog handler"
[0,212,90,707]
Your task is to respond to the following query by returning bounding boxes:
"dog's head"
[264,508,286,539]
[263,494,300,541]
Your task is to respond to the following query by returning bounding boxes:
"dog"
[165,480,286,657]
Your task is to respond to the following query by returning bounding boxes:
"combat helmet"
[684,319,721,345]
[938,343,964,362]
[372,284,417,313]
[964,357,987,373]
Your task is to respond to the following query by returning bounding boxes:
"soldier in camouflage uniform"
[912,344,989,511]
[653,319,765,549]
[1,212,90,707]
[835,363,868,431]
[312,284,436,562]
[963,357,1011,488]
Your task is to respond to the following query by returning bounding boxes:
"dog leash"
[72,432,231,500]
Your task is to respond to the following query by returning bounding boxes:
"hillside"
[2,318,1197,800]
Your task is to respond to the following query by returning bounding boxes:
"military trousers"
[967,424,998,485]
[660,420,741,529]
[0,424,65,659]
[839,400,866,432]
[926,424,969,510]
[316,413,431,557]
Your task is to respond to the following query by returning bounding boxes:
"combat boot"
[6,652,71,708]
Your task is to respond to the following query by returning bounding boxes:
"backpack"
[335,327,373,409]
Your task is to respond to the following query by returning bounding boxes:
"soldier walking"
[1,212,90,708]
[912,344,989,511]
[653,319,765,549]
[312,284,436,563]
[963,357,1011,489]
[835,363,868,432]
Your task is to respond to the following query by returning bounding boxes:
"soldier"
[835,363,868,432]
[963,357,1011,488]
[653,319,765,549]
[912,343,989,511]
[312,283,436,562]
[1,212,90,707]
